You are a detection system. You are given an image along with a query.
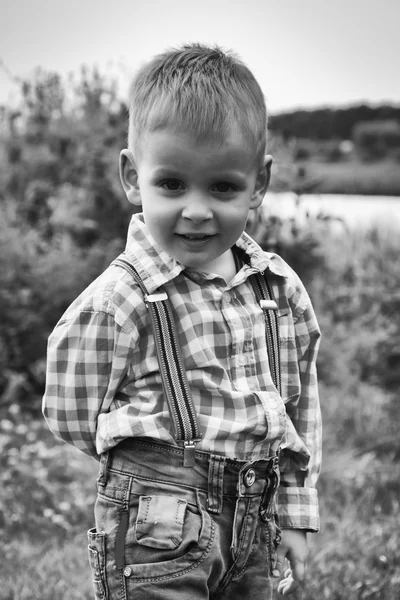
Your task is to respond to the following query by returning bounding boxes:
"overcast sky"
[1,0,399,113]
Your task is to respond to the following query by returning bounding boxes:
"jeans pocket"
[87,527,108,600]
[122,488,212,581]
[136,495,187,549]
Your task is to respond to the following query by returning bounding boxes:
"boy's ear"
[250,154,273,209]
[119,149,142,206]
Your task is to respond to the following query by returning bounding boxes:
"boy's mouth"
[180,233,212,239]
[176,233,215,247]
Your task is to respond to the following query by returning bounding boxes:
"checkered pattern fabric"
[43,215,321,531]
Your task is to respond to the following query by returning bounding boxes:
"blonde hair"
[128,43,268,160]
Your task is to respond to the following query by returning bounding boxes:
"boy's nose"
[181,197,213,223]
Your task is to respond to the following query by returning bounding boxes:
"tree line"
[270,103,400,140]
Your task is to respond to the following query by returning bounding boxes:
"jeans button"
[244,468,256,487]
[124,567,133,577]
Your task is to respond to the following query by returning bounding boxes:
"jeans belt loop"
[97,450,111,487]
[260,454,280,521]
[207,455,226,514]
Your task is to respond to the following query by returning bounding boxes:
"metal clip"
[260,300,278,310]
[183,440,196,467]
[145,292,168,303]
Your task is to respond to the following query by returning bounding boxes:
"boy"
[43,44,321,599]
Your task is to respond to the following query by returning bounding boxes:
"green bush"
[353,120,400,161]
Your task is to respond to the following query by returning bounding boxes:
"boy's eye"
[214,182,236,193]
[160,180,183,191]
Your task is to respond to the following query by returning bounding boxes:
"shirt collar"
[235,231,289,278]
[124,215,288,294]
[124,214,184,294]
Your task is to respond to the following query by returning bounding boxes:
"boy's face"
[120,128,272,274]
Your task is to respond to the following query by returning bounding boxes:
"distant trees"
[353,120,400,161]
[270,104,400,142]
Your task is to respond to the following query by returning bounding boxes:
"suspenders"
[251,273,281,397]
[112,255,281,466]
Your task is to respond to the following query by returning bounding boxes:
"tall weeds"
[250,211,400,598]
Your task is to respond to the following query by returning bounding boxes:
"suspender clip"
[183,440,197,468]
[260,299,278,310]
[145,292,168,303]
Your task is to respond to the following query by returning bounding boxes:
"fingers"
[288,537,308,586]
[273,529,309,594]
[291,558,306,584]
[273,547,306,580]
[277,569,300,596]
[273,547,287,578]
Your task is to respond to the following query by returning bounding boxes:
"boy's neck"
[194,248,238,283]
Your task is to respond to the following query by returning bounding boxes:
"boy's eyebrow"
[151,167,250,183]
[152,167,182,178]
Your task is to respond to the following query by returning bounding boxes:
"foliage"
[264,133,400,196]
[282,174,395,389]
[0,406,97,599]
[353,120,400,161]
[0,67,131,406]
[1,65,132,236]
[270,103,400,141]
[293,159,400,196]
[0,199,124,407]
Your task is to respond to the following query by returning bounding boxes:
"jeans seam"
[88,533,109,600]
[230,499,255,581]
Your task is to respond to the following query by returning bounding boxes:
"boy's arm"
[277,297,322,531]
[42,310,132,458]
[273,294,321,593]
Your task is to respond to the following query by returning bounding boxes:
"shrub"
[353,120,400,161]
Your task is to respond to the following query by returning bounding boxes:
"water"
[263,193,400,229]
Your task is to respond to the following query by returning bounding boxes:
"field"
[1,212,400,599]
[302,159,400,197]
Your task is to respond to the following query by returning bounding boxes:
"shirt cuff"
[277,486,320,532]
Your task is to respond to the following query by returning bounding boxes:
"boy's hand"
[273,529,308,596]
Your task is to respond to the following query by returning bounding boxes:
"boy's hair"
[128,43,268,161]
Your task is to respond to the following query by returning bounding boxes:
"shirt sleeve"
[277,295,322,532]
[42,309,133,459]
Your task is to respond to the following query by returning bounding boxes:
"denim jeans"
[87,438,281,600]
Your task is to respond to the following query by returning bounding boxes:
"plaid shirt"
[43,215,321,531]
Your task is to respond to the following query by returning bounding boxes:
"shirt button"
[238,354,248,366]
[222,292,231,303]
[124,567,133,577]
[244,468,256,487]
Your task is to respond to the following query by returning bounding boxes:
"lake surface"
[263,193,400,229]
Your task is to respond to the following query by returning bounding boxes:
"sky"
[0,0,399,114]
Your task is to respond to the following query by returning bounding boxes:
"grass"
[2,536,94,600]
[0,412,98,599]
[304,384,400,599]
[299,159,400,196]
